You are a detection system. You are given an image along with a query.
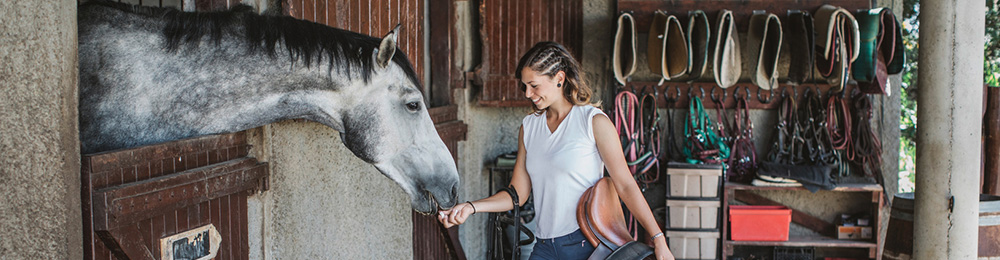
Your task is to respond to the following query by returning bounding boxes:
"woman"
[438,42,674,260]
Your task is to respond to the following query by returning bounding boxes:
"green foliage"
[898,0,1000,192]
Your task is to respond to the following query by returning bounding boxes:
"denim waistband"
[535,229,585,244]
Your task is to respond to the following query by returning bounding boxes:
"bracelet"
[651,232,664,240]
[466,201,477,215]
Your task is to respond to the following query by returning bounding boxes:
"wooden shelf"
[726,236,876,248]
[721,182,884,259]
[725,182,883,192]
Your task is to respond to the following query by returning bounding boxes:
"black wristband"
[466,201,477,215]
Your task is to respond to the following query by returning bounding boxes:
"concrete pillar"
[914,0,985,258]
[0,1,82,259]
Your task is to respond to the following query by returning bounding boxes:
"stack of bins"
[665,162,722,260]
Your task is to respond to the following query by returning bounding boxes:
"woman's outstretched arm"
[592,114,675,260]
[439,127,532,228]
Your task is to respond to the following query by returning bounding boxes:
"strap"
[814,4,860,92]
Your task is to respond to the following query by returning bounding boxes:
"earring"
[557,83,562,88]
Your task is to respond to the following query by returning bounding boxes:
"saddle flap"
[577,187,599,247]
[585,178,632,248]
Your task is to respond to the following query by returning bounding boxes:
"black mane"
[82,1,420,85]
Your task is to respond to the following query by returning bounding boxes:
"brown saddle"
[577,177,653,260]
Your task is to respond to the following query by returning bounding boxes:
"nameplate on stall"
[160,224,221,260]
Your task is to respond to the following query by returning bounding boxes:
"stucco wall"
[246,121,412,259]
[0,1,82,259]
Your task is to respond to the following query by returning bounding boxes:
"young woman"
[438,42,674,260]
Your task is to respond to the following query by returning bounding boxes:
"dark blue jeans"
[528,229,595,260]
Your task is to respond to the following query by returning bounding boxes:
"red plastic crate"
[729,205,791,241]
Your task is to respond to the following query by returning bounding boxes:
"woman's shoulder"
[575,105,607,118]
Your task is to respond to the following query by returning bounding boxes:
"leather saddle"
[814,4,860,92]
[577,177,654,260]
[746,11,783,90]
[853,8,904,95]
[713,9,741,89]
[614,12,637,86]
[648,11,688,83]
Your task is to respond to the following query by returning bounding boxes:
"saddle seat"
[577,177,653,260]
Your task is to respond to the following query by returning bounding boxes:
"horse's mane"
[81,1,420,86]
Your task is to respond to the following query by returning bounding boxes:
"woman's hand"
[653,235,675,260]
[437,202,476,228]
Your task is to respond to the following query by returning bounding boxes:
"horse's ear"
[376,24,401,68]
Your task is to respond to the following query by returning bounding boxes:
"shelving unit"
[721,182,884,260]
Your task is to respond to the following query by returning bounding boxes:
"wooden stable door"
[82,132,268,260]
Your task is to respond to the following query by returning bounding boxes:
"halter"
[683,88,730,164]
[727,87,758,182]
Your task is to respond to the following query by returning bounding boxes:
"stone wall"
[0,1,82,259]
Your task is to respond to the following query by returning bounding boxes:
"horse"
[77,1,459,214]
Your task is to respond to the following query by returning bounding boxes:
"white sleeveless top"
[522,105,606,239]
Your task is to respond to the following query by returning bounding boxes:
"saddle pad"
[713,10,741,89]
[686,10,711,81]
[746,11,782,90]
[785,10,815,85]
[613,13,637,86]
[648,12,688,82]
[855,8,904,95]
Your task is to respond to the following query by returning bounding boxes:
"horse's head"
[335,26,459,214]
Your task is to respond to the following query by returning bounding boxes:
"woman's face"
[520,67,565,110]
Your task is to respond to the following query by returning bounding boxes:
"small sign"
[160,224,221,260]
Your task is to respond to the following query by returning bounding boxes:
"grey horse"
[78,1,458,213]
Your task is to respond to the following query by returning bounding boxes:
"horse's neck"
[198,59,360,133]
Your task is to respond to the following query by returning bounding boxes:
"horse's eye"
[405,102,421,112]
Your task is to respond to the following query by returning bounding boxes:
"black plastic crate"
[773,246,814,260]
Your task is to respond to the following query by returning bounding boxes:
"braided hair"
[515,41,598,114]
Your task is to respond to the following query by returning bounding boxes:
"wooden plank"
[623,81,857,110]
[151,215,165,257]
[734,190,835,236]
[726,182,882,191]
[97,225,155,260]
[91,159,267,230]
[316,0,328,26]
[429,105,458,123]
[221,195,232,260]
[164,208,177,239]
[618,0,870,33]
[726,235,876,248]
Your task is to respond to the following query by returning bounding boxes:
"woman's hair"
[515,41,598,113]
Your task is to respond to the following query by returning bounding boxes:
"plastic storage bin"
[729,205,791,241]
[667,163,723,198]
[667,199,720,229]
[666,229,720,259]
